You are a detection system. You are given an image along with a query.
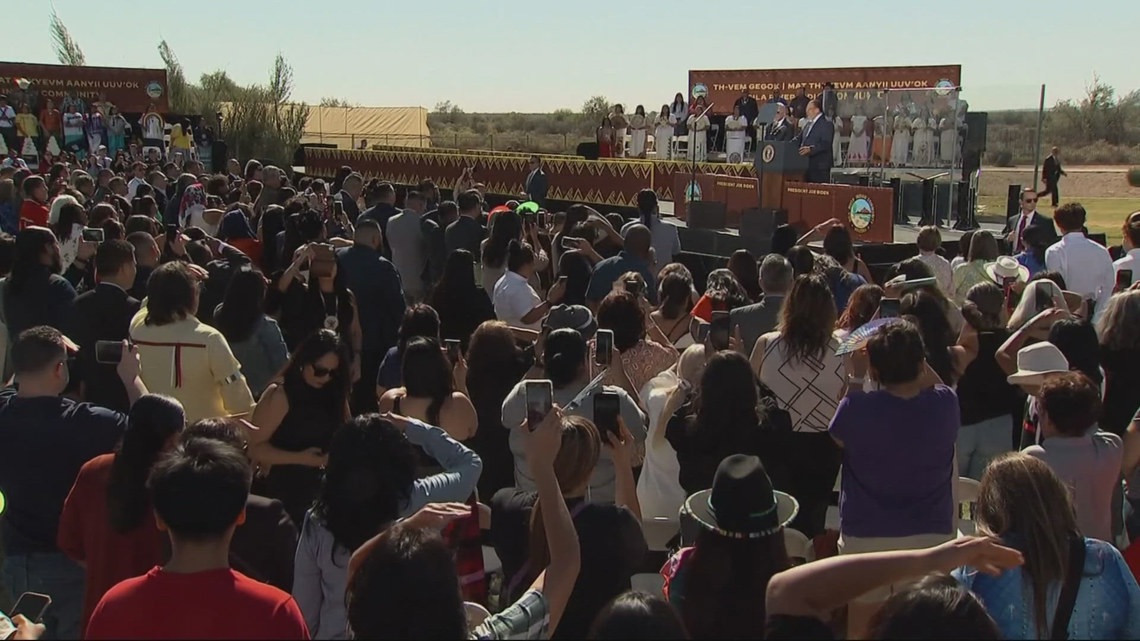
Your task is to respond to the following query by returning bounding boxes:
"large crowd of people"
[0,145,1138,641]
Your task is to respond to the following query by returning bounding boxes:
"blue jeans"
[957,415,1012,481]
[2,553,85,640]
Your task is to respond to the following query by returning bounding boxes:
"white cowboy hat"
[985,256,1030,285]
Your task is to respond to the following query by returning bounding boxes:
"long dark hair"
[777,273,837,364]
[215,269,268,343]
[281,329,352,421]
[430,249,476,302]
[106,395,186,533]
[658,271,694,320]
[483,211,521,269]
[679,528,789,638]
[901,289,956,385]
[466,321,529,423]
[8,227,60,294]
[1048,319,1103,386]
[313,414,419,557]
[401,337,454,426]
[397,304,441,354]
[691,351,761,439]
[728,250,761,302]
[52,201,86,241]
[557,251,593,307]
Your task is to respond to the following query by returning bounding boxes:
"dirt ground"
[978,166,1140,199]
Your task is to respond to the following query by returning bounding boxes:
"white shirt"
[1044,232,1116,321]
[917,251,954,294]
[493,270,542,330]
[725,115,747,138]
[1008,210,1039,249]
[1113,248,1140,288]
[127,176,147,200]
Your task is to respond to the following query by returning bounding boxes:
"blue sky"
[7,0,1135,112]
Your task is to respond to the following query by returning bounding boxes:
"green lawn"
[976,196,1140,245]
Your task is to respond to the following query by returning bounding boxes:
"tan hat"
[1007,342,1069,385]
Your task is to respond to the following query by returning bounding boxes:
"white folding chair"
[956,477,981,537]
[642,517,680,553]
[783,527,812,561]
[631,572,666,596]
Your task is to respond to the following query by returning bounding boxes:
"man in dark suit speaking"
[763,103,795,142]
[793,98,834,183]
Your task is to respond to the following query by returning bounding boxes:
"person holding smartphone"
[501,329,646,503]
[492,240,565,331]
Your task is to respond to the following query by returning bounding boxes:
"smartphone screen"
[878,298,900,318]
[445,339,461,364]
[1117,269,1133,292]
[95,341,124,365]
[624,278,643,298]
[81,227,104,243]
[1035,282,1053,313]
[333,200,344,218]
[524,380,553,431]
[595,329,614,366]
[709,311,730,351]
[11,592,51,623]
[538,212,548,227]
[560,236,580,251]
[593,391,621,437]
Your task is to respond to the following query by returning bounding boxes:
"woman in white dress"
[609,104,629,158]
[847,114,870,164]
[628,105,648,159]
[670,93,687,137]
[653,105,674,160]
[910,115,930,166]
[687,109,710,162]
[724,104,748,163]
[939,116,957,165]
[890,114,911,166]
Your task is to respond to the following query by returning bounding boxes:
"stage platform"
[659,203,1001,286]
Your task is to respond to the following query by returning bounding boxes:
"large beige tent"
[301,106,430,149]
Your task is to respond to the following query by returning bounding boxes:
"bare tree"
[320,97,355,108]
[49,7,86,66]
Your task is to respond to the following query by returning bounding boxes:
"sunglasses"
[1023,198,1037,203]
[310,364,336,378]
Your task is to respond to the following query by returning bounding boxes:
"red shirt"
[18,200,49,229]
[85,566,310,640]
[57,454,166,630]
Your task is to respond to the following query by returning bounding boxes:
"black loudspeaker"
[1006,184,1022,218]
[211,141,227,173]
[964,112,988,153]
[739,207,787,240]
[577,142,599,161]
[858,175,870,187]
[889,177,904,225]
[688,201,728,231]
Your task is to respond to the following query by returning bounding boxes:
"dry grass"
[976,196,1139,245]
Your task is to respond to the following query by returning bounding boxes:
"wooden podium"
[754,141,807,209]
[782,183,896,243]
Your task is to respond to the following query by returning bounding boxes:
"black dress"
[267,273,355,351]
[253,380,343,527]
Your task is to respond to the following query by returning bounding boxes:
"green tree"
[49,8,86,66]
[581,95,611,121]
[319,97,355,108]
[156,42,309,164]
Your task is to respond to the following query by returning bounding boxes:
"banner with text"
[688,65,961,116]
[0,62,169,113]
